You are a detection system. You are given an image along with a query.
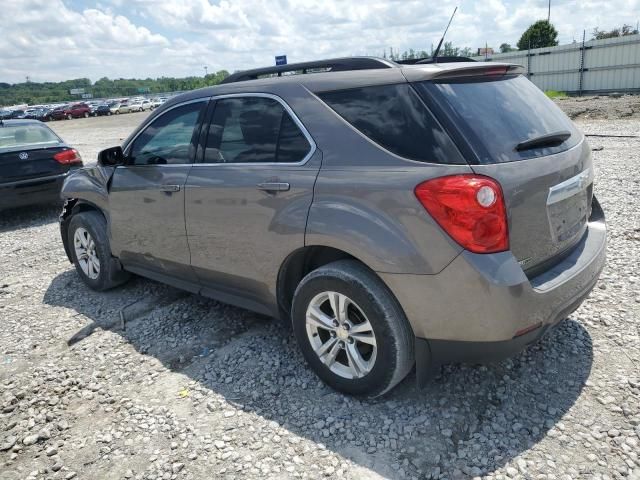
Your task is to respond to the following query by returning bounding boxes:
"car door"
[109,98,208,286]
[185,94,320,313]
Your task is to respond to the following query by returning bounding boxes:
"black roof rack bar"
[395,56,476,65]
[221,57,397,84]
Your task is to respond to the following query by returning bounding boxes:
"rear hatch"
[0,124,70,184]
[414,71,592,273]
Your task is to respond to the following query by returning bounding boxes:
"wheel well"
[277,246,358,322]
[60,200,107,262]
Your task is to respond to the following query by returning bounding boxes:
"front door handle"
[159,184,181,192]
[257,182,290,192]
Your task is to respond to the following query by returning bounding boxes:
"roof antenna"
[432,6,458,63]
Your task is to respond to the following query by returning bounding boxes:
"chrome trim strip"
[547,168,593,205]
[192,92,317,168]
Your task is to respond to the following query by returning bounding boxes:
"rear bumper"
[0,173,69,209]
[380,197,606,364]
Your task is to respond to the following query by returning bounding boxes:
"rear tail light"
[54,148,83,166]
[415,174,509,254]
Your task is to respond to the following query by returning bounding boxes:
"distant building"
[477,47,494,56]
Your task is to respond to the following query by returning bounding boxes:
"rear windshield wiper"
[516,130,572,151]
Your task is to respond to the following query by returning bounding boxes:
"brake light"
[415,175,509,254]
[53,148,83,166]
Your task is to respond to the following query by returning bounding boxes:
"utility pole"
[547,0,551,22]
[203,66,208,77]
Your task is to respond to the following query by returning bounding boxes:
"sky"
[1,0,638,83]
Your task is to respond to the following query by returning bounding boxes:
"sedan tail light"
[415,174,509,254]
[54,148,83,166]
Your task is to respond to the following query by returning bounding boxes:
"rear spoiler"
[403,63,525,82]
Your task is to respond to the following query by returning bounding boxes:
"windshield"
[415,75,581,163]
[0,124,62,150]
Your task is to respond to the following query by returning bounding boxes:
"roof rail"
[221,57,397,84]
[396,56,476,65]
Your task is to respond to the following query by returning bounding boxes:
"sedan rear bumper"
[379,197,606,366]
[0,173,69,209]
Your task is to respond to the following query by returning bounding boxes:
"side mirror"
[97,146,125,166]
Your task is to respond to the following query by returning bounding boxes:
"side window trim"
[122,97,210,165]
[195,93,317,167]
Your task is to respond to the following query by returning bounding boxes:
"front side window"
[128,102,204,165]
[204,96,311,164]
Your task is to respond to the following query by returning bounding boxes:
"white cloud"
[0,0,637,83]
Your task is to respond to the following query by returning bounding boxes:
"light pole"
[547,0,550,22]
[204,66,208,77]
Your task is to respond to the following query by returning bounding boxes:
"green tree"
[517,20,559,50]
[592,24,639,40]
[499,43,516,53]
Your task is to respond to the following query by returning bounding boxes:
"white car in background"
[150,97,169,109]
[129,99,149,112]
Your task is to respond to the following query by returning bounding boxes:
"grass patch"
[545,90,568,99]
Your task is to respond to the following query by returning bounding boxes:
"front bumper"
[379,197,606,365]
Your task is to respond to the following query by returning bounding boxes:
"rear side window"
[204,96,311,164]
[415,75,581,164]
[319,84,463,164]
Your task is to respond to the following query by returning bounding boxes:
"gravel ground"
[0,109,639,480]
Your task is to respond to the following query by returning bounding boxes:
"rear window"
[319,84,464,164]
[415,75,580,164]
[0,124,62,151]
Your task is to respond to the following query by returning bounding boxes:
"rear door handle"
[257,182,290,192]
[159,184,181,192]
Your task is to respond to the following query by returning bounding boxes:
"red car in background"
[50,103,91,120]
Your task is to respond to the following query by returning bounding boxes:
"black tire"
[68,211,130,291]
[292,260,414,397]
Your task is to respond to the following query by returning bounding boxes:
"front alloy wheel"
[73,227,100,279]
[306,291,377,379]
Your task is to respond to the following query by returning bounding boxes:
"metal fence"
[471,33,640,95]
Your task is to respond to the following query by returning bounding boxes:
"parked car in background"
[0,110,12,120]
[128,100,145,112]
[141,100,152,111]
[58,57,606,397]
[48,105,68,121]
[0,119,83,209]
[50,103,91,120]
[23,107,51,121]
[92,104,112,116]
[150,98,166,109]
[110,101,131,114]
[9,110,26,119]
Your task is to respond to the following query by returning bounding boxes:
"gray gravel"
[0,111,639,480]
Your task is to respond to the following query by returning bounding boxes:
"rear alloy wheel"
[84,112,89,118]
[292,260,414,397]
[66,114,72,120]
[305,291,377,379]
[68,211,130,291]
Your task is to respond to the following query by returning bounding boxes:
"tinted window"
[319,84,462,164]
[204,97,311,163]
[415,75,580,164]
[129,102,203,165]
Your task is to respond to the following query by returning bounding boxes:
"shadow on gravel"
[0,204,61,233]
[45,269,593,478]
